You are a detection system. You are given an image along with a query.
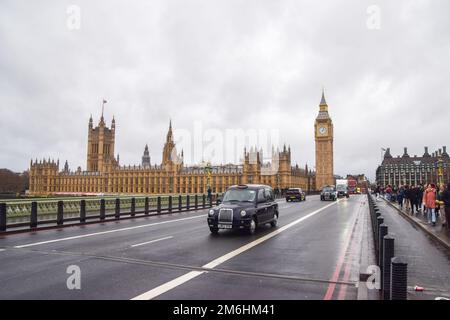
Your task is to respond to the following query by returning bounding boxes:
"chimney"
[423,146,431,157]
[439,149,442,156]
[402,147,409,158]
[443,146,449,157]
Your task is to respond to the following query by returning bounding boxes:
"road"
[0,195,369,300]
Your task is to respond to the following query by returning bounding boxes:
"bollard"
[30,201,38,228]
[382,235,395,300]
[57,201,64,226]
[209,194,213,208]
[144,197,149,215]
[100,199,105,220]
[215,193,219,205]
[376,216,384,253]
[115,198,120,219]
[131,197,136,217]
[202,194,206,208]
[391,257,408,300]
[195,195,198,209]
[168,196,172,213]
[186,195,190,210]
[378,224,388,287]
[157,196,161,214]
[80,200,86,223]
[178,195,182,212]
[0,203,6,232]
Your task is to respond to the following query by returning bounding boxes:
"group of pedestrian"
[375,183,450,230]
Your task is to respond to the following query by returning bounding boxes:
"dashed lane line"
[130,236,174,248]
[13,214,206,249]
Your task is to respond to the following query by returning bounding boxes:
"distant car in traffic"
[285,188,306,202]
[320,185,337,201]
[207,184,279,234]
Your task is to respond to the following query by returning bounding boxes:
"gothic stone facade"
[29,116,316,196]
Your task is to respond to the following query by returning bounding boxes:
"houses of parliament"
[29,92,335,195]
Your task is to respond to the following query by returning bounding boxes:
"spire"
[167,119,173,141]
[320,87,327,106]
[89,114,93,128]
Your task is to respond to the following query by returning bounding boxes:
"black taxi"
[207,184,279,234]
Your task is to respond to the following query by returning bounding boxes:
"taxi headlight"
[240,210,247,217]
[209,209,215,216]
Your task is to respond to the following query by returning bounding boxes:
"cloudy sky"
[1,0,449,180]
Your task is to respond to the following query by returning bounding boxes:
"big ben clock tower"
[314,89,334,190]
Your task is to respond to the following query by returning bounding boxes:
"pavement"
[0,195,376,300]
[384,199,450,249]
[375,198,450,300]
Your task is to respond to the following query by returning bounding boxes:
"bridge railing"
[367,192,408,300]
[0,193,222,233]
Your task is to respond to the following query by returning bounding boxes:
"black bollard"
[391,257,408,300]
[378,224,388,287]
[376,216,384,252]
[57,201,64,226]
[0,203,6,232]
[80,200,86,223]
[144,197,149,215]
[195,195,198,209]
[100,199,105,220]
[382,235,395,300]
[30,201,38,228]
[202,194,206,208]
[157,197,161,214]
[178,195,182,212]
[168,196,172,213]
[131,198,136,217]
[115,198,120,219]
[186,195,190,210]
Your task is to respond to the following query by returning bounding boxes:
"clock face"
[319,126,327,135]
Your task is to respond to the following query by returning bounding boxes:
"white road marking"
[131,236,173,248]
[131,199,341,300]
[0,249,5,252]
[13,214,206,249]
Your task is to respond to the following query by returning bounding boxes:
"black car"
[285,188,306,202]
[207,184,279,234]
[320,185,337,201]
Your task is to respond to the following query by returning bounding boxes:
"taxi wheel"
[210,227,219,234]
[270,214,278,227]
[248,218,257,235]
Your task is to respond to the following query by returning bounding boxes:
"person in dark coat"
[397,186,405,209]
[404,185,411,213]
[441,183,450,230]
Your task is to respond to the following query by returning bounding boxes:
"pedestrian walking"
[424,184,437,226]
[441,183,450,230]
[398,185,405,209]
[404,185,411,213]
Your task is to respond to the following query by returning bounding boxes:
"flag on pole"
[381,148,386,152]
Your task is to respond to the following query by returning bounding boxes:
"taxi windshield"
[222,189,256,202]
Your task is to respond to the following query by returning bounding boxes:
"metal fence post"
[178,195,182,212]
[195,195,198,209]
[100,199,105,221]
[131,197,136,217]
[215,193,219,205]
[209,193,213,207]
[115,198,121,219]
[57,200,64,226]
[202,194,206,208]
[0,203,6,232]
[186,195,190,210]
[168,196,172,213]
[80,200,86,223]
[157,196,161,214]
[391,257,408,300]
[144,197,149,215]
[30,201,38,228]
[382,235,395,300]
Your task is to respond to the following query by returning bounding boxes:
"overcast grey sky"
[1,0,449,181]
